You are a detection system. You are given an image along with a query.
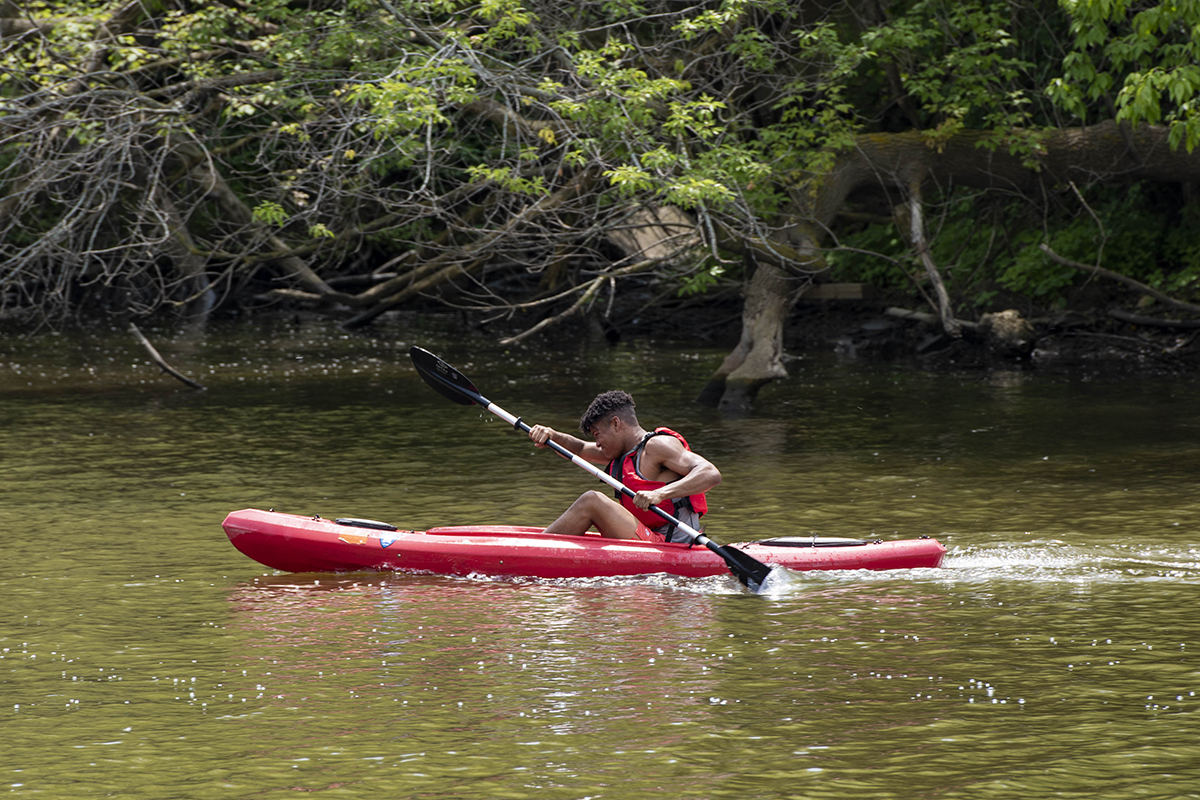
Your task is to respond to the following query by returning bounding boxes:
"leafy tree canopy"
[1,0,1198,331]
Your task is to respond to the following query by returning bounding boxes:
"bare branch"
[129,323,206,390]
[498,258,662,345]
[1039,244,1200,316]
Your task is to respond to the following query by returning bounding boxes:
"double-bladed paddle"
[409,345,777,592]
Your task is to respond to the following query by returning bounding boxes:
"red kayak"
[222,509,945,579]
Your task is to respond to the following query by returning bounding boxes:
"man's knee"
[574,490,609,509]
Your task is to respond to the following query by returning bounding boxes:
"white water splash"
[941,542,1200,585]
[754,566,806,596]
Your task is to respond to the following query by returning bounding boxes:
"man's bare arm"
[528,424,606,463]
[633,437,721,509]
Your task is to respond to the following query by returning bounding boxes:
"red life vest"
[606,427,709,530]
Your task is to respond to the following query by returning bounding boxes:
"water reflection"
[4,317,1200,799]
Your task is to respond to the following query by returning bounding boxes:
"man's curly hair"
[579,390,637,434]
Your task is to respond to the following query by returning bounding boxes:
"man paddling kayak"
[527,390,721,542]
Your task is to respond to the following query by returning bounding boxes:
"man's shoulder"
[641,429,688,457]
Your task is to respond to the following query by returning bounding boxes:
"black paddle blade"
[409,346,484,406]
[713,543,775,592]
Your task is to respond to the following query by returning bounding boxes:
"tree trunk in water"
[703,121,1200,409]
[696,254,803,411]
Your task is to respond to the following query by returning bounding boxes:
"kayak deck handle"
[335,518,399,532]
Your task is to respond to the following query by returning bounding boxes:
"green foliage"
[829,183,1200,311]
[604,166,656,197]
[5,0,1200,323]
[252,201,289,226]
[349,59,478,137]
[673,0,786,41]
[476,0,538,43]
[677,262,726,297]
[863,0,1036,133]
[1054,0,1200,151]
[600,0,647,19]
[995,229,1076,300]
[466,165,548,196]
[662,177,735,209]
[826,225,916,290]
[729,27,778,72]
[663,96,725,140]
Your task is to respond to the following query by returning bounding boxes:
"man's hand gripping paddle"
[409,346,777,592]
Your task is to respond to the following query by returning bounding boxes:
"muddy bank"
[778,302,1200,375]
[6,283,1198,380]
[574,285,1200,376]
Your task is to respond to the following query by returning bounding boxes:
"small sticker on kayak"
[379,535,397,549]
[338,533,369,546]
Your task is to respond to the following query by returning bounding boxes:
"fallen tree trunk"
[703,121,1200,409]
[696,255,801,410]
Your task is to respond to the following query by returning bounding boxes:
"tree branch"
[342,168,602,328]
[129,323,206,390]
[1039,244,1200,316]
[906,181,962,337]
[497,259,661,345]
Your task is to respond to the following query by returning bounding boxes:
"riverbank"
[778,301,1200,374]
[5,286,1199,381]
[579,281,1200,375]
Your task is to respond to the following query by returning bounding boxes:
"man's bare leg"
[543,490,643,539]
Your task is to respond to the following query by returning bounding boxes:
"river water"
[2,317,1198,799]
